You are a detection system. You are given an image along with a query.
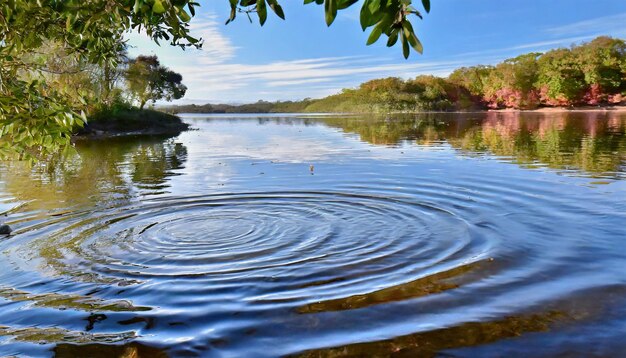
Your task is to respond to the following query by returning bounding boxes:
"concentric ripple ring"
[7,191,490,308]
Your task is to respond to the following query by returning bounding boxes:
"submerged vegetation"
[166,36,626,115]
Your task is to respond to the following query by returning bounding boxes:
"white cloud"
[506,35,597,51]
[267,78,335,87]
[168,56,466,102]
[188,15,237,65]
[546,13,626,37]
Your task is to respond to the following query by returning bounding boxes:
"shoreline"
[368,105,626,116]
[171,105,626,116]
[385,105,626,115]
[71,126,189,141]
[487,105,626,113]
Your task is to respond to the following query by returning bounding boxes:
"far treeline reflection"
[322,112,626,178]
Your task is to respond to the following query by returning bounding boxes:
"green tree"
[575,37,626,90]
[448,66,494,97]
[407,75,454,111]
[0,0,200,158]
[536,48,586,105]
[1,0,430,158]
[126,55,187,109]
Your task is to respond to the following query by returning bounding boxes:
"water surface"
[0,112,625,357]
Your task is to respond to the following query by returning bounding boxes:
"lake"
[0,112,625,357]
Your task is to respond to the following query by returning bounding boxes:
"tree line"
[314,36,626,112]
[165,36,626,114]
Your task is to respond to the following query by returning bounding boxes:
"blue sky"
[127,0,626,104]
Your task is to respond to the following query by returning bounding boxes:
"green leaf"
[422,0,430,13]
[325,0,337,26]
[360,0,374,30]
[402,20,423,54]
[386,29,398,47]
[401,33,410,59]
[268,0,285,19]
[368,0,380,13]
[257,0,267,25]
[226,0,238,24]
[409,33,423,54]
[152,0,166,14]
[226,7,237,24]
[178,8,191,22]
[366,23,383,45]
[338,0,358,10]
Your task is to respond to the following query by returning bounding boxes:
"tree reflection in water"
[0,136,188,217]
[322,112,626,179]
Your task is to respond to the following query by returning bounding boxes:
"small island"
[73,107,189,140]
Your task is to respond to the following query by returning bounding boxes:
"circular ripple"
[2,178,624,357]
[14,191,488,306]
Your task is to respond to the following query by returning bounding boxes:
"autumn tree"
[482,53,541,109]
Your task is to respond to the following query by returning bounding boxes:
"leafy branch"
[226,0,431,58]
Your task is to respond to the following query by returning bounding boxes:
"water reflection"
[322,112,626,179]
[0,114,624,357]
[0,136,188,215]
